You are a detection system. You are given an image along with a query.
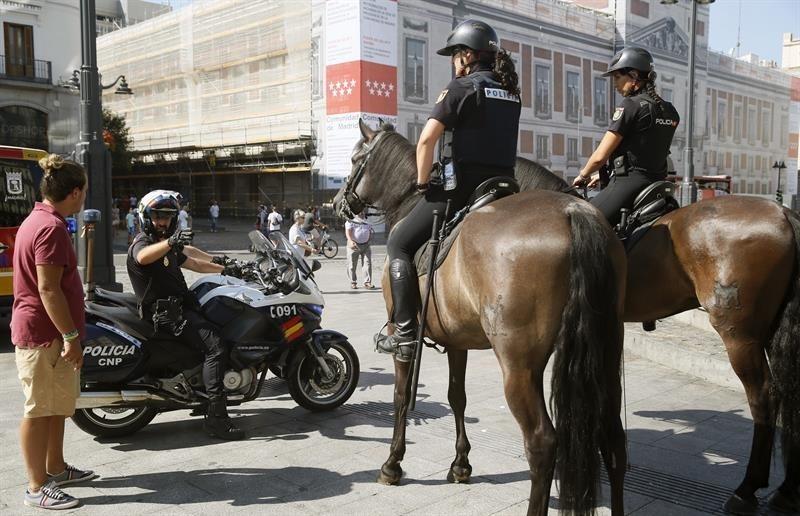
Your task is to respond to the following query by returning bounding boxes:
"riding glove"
[167,228,194,251]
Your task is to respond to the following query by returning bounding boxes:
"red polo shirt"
[11,202,85,348]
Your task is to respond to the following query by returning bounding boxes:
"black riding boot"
[203,397,245,440]
[375,259,419,362]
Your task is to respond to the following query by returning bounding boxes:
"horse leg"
[446,350,472,483]
[377,356,413,485]
[769,441,800,512]
[501,367,555,516]
[719,337,775,515]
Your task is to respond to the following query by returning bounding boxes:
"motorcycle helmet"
[436,19,500,56]
[138,189,180,238]
[603,46,654,77]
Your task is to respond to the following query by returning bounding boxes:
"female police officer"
[572,46,680,226]
[375,20,521,360]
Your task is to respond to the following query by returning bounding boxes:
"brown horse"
[336,121,628,516]
[514,157,800,514]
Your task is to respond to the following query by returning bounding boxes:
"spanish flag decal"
[281,315,305,343]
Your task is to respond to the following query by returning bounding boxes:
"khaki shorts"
[15,340,80,418]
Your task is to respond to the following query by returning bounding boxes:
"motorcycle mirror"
[311,260,322,272]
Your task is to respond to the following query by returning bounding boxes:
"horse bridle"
[339,132,386,220]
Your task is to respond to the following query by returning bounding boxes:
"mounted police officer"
[573,46,680,226]
[376,19,521,360]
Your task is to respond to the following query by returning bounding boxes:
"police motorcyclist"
[375,19,521,360]
[127,190,245,440]
[572,46,680,226]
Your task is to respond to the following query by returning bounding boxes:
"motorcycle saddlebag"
[81,321,146,383]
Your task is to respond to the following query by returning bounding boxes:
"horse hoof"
[446,465,472,484]
[768,489,799,513]
[377,465,402,485]
[723,493,759,515]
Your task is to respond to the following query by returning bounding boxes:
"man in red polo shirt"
[11,155,98,510]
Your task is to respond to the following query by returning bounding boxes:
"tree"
[102,108,133,174]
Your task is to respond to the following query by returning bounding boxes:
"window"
[404,38,427,102]
[567,137,579,163]
[3,22,35,78]
[535,64,551,119]
[704,99,711,137]
[780,115,789,147]
[593,77,607,126]
[733,104,742,142]
[747,107,756,144]
[716,100,727,140]
[761,109,771,145]
[407,121,424,144]
[566,71,580,122]
[536,135,549,161]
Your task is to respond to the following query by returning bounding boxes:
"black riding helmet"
[603,46,654,77]
[436,19,499,56]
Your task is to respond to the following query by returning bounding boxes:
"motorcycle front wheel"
[72,407,158,437]
[287,340,359,411]
[321,238,338,259]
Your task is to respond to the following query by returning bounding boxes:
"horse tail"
[770,208,800,470]
[550,202,623,516]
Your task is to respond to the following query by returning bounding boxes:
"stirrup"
[374,332,417,362]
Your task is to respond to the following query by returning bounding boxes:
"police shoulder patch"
[612,107,624,121]
[163,256,169,267]
[436,89,449,104]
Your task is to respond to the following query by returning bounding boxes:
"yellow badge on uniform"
[436,89,449,104]
[163,256,169,267]
[612,107,624,121]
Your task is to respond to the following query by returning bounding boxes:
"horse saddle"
[616,180,680,251]
[413,176,520,276]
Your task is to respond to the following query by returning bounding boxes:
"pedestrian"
[125,206,137,245]
[267,205,283,232]
[209,200,220,232]
[375,19,521,361]
[255,204,268,232]
[288,210,318,257]
[111,203,120,232]
[345,211,374,289]
[11,154,98,510]
[572,46,680,226]
[177,203,189,230]
[128,190,245,440]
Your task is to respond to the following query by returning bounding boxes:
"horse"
[335,120,628,516]
[513,157,800,514]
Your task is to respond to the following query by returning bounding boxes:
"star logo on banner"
[328,78,357,98]
[365,79,395,98]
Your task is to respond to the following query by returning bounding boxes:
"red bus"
[0,145,47,317]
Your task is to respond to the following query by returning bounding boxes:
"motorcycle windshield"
[248,230,313,277]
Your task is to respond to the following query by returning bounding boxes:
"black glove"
[167,228,194,251]
[222,260,242,277]
[211,255,229,265]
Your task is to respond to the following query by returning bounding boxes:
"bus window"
[0,145,47,317]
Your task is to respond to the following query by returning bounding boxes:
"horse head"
[334,118,416,224]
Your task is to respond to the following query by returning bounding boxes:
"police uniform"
[590,92,680,225]
[387,63,521,263]
[127,232,227,398]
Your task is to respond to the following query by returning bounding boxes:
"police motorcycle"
[73,226,360,438]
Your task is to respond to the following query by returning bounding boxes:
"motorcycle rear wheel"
[321,238,338,259]
[287,340,359,411]
[72,407,158,437]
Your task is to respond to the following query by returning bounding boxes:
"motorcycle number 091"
[270,304,297,318]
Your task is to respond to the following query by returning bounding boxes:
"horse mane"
[514,157,579,196]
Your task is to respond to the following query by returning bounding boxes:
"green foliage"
[776,189,783,204]
[102,108,133,174]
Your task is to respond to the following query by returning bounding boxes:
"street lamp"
[661,0,715,206]
[62,69,133,96]
[773,160,786,204]
[75,0,133,290]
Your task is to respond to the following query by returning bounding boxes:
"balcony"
[0,56,52,84]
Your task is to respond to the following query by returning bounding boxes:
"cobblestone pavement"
[0,220,786,515]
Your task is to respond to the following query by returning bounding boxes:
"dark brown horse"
[336,121,628,515]
[514,157,800,514]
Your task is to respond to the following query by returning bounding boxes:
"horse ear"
[359,118,376,142]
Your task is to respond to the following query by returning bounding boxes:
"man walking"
[345,211,374,289]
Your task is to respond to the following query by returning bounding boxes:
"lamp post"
[75,0,132,290]
[661,0,715,206]
[773,160,786,204]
